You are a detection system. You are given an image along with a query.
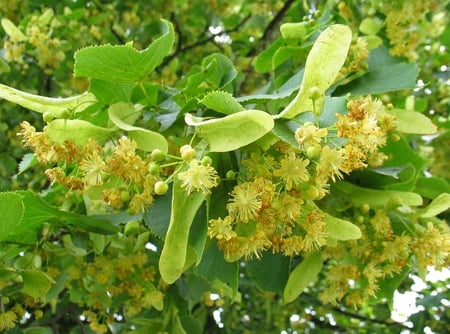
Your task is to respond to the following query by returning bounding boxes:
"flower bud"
[154,181,169,195]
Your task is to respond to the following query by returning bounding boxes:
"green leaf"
[420,193,450,218]
[254,38,284,73]
[74,19,174,82]
[18,191,119,236]
[108,102,168,153]
[45,119,115,145]
[199,90,245,115]
[159,178,205,284]
[187,203,208,266]
[0,83,97,117]
[17,153,38,175]
[201,53,237,88]
[387,108,437,135]
[272,120,299,148]
[277,24,352,119]
[375,265,410,309]
[246,252,290,293]
[237,70,303,103]
[333,181,423,208]
[334,62,418,96]
[415,176,450,199]
[89,79,135,104]
[283,252,323,303]
[194,242,239,300]
[143,186,172,239]
[21,269,54,299]
[185,110,274,152]
[0,192,25,243]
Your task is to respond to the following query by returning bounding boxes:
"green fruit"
[148,162,161,175]
[124,220,140,236]
[201,155,213,166]
[151,149,166,162]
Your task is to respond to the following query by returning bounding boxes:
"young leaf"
[45,119,115,145]
[74,19,174,82]
[387,108,437,135]
[108,102,169,153]
[277,24,352,119]
[284,252,323,303]
[185,110,274,152]
[199,90,245,115]
[0,83,97,117]
[21,269,55,299]
[159,178,205,284]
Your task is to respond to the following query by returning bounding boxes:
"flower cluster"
[320,206,450,307]
[18,123,220,214]
[208,96,396,261]
[379,0,439,61]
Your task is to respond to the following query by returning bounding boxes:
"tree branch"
[158,14,251,69]
[246,0,296,56]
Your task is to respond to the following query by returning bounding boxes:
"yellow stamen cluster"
[178,159,219,195]
[379,0,439,61]
[337,96,396,170]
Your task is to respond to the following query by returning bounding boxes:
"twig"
[158,14,251,69]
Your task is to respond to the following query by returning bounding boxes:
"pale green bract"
[387,108,437,135]
[420,193,450,218]
[277,24,352,119]
[280,22,308,40]
[0,83,97,118]
[334,181,423,208]
[159,178,205,284]
[1,18,27,42]
[324,212,362,240]
[108,102,169,153]
[283,251,323,303]
[45,119,115,145]
[185,110,274,152]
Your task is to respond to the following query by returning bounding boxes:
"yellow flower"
[302,210,328,252]
[227,182,262,223]
[295,122,328,149]
[316,145,346,182]
[80,151,108,186]
[273,151,310,190]
[276,193,303,223]
[208,216,236,241]
[281,235,304,256]
[178,159,219,194]
[0,311,17,331]
[241,230,272,260]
